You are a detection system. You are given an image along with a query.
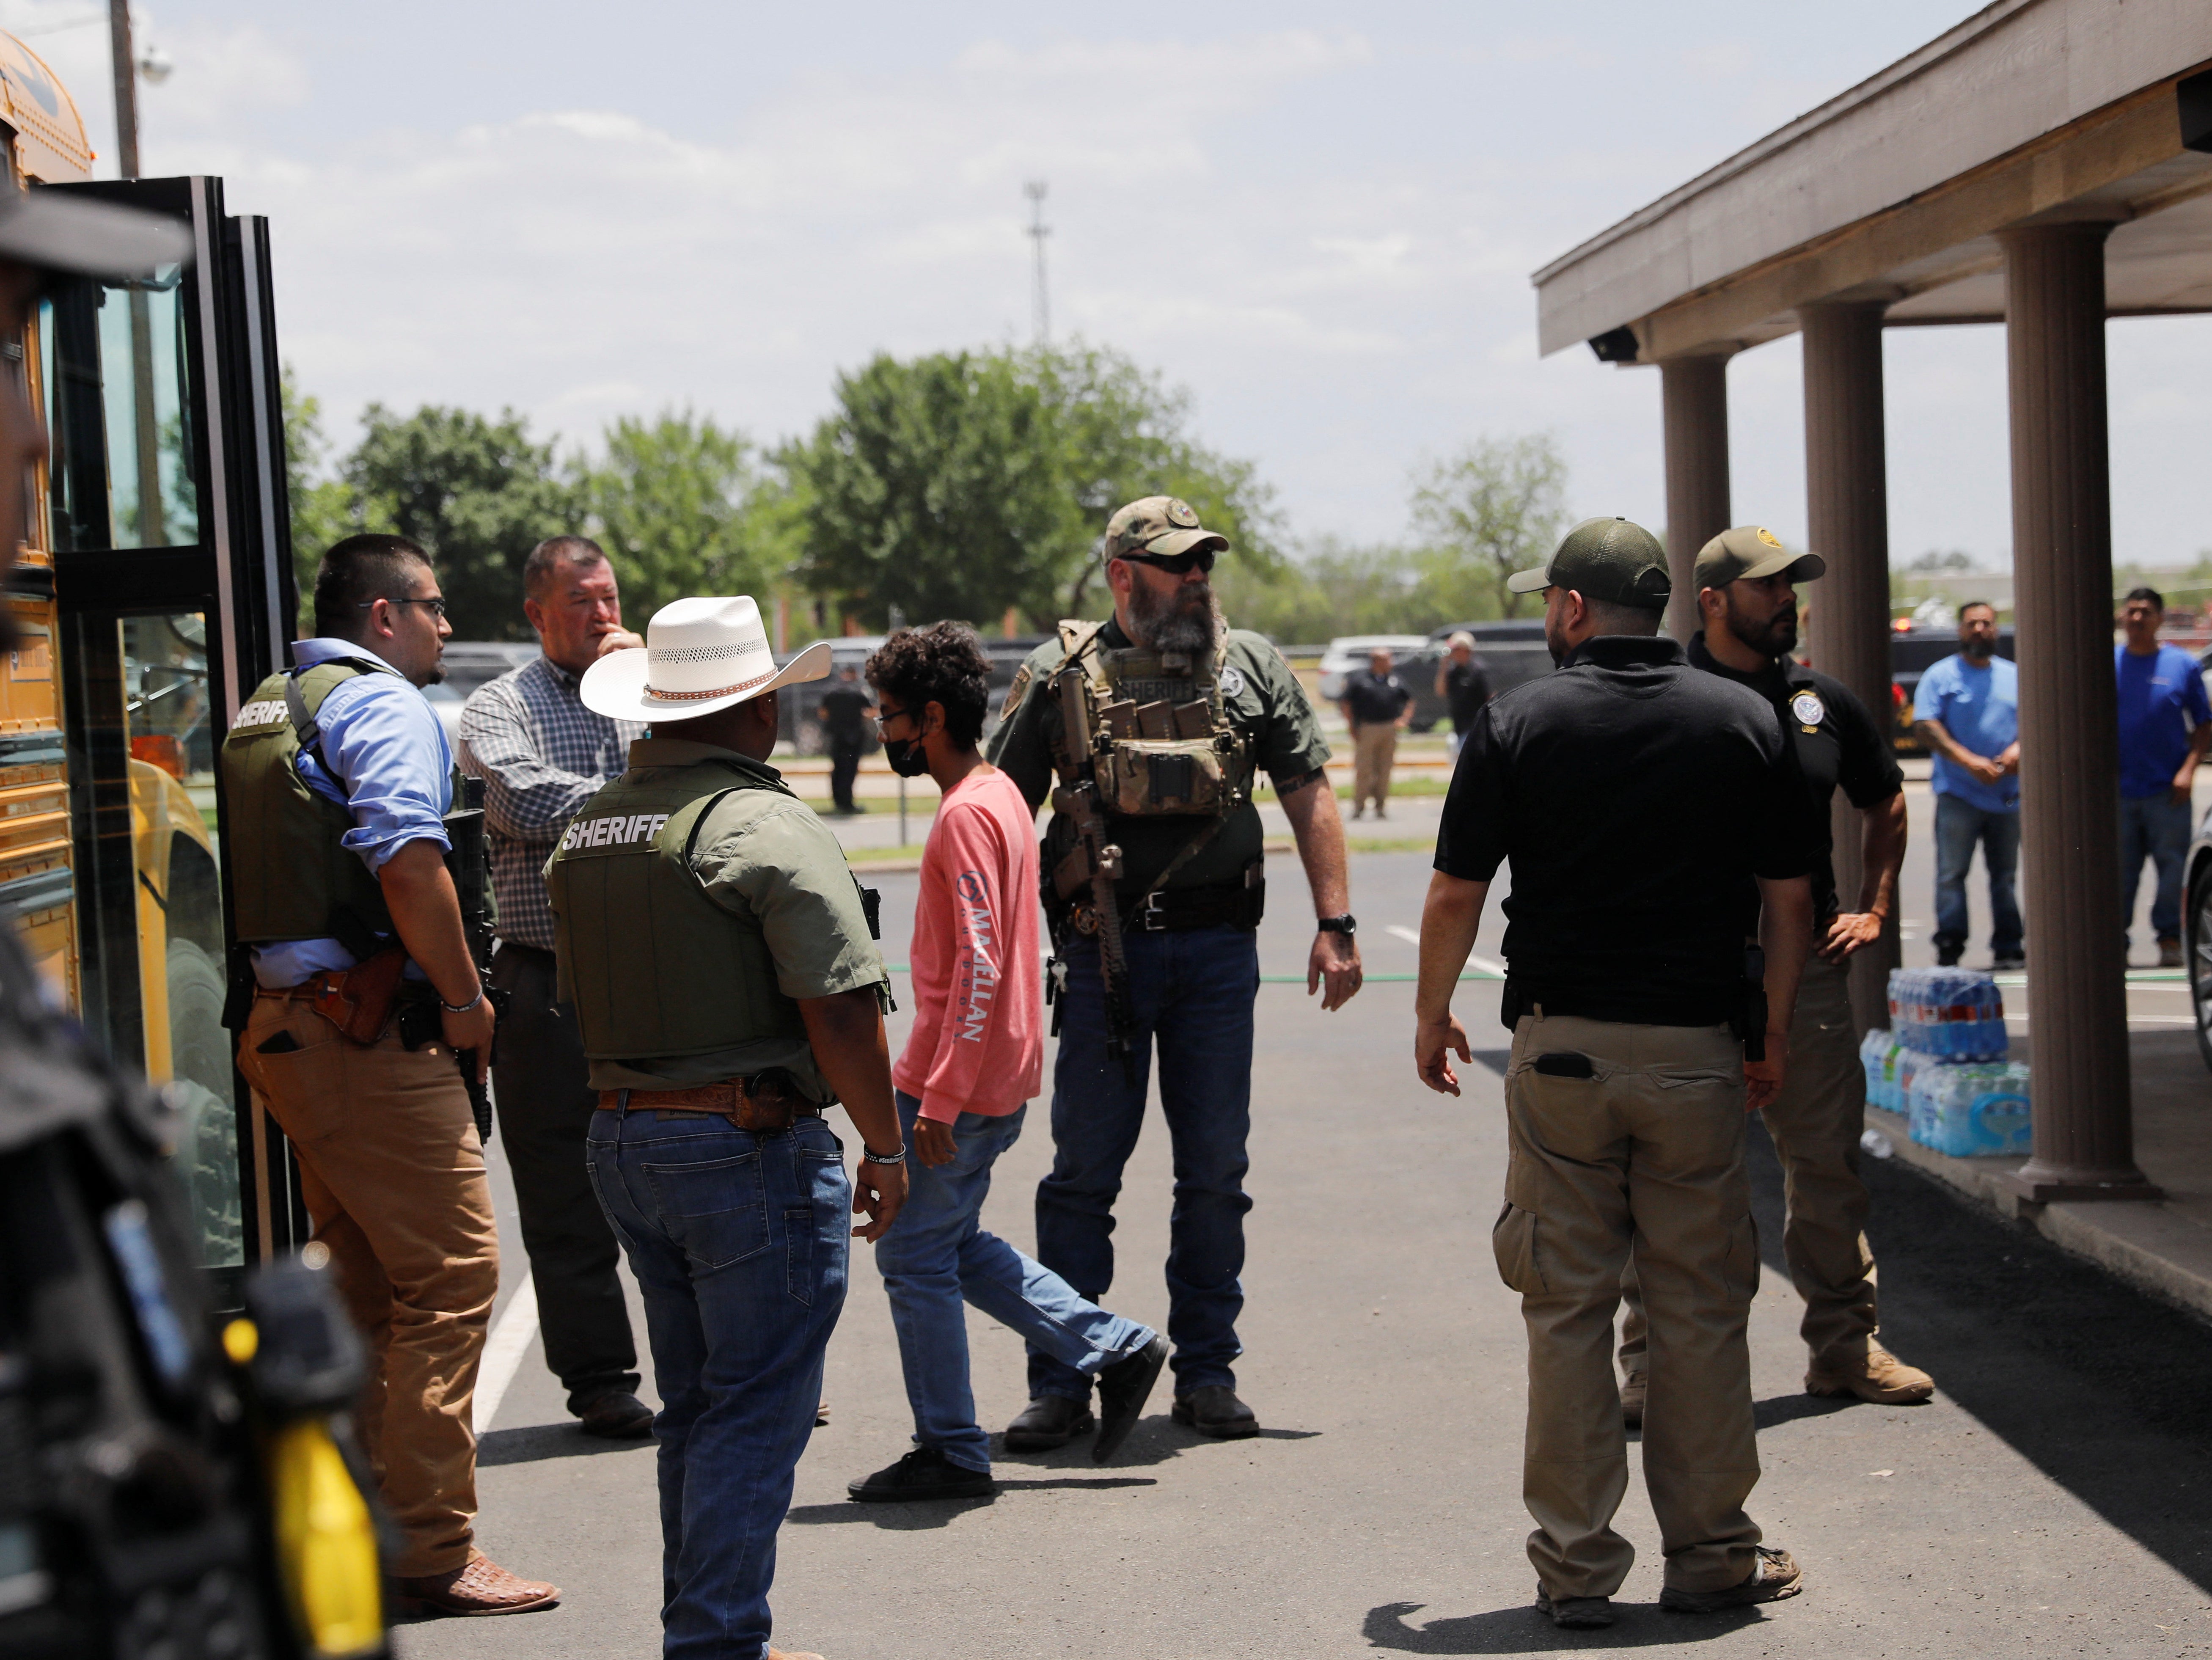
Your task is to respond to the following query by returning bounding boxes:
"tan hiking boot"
[1619,1369,1646,1429]
[394,1553,560,1617]
[1806,1341,1933,1404]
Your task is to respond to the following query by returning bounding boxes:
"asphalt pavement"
[399,833,2212,1659]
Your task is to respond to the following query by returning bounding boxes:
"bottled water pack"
[1858,1026,2032,1157]
[1886,967,2008,1061]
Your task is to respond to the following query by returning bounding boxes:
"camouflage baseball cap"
[1506,517,1671,609]
[1694,525,1825,591]
[1104,496,1229,562]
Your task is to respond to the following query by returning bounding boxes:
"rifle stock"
[1053,666,1138,1083]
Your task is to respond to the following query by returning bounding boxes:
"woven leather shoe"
[1171,1385,1258,1439]
[1805,1341,1933,1404]
[1536,1586,1615,1629]
[576,1389,654,1439]
[1004,1394,1094,1451]
[1093,1336,1168,1463]
[395,1554,560,1617]
[1619,1369,1646,1429]
[1660,1546,1803,1613]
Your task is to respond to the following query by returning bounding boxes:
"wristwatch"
[1316,914,1356,936]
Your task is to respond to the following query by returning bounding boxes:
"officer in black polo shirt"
[1616,527,1929,1418]
[1413,517,1816,1629]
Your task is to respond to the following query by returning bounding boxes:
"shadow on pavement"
[1819,1127,2212,1595]
[787,1476,1158,1528]
[477,1422,655,1467]
[1361,1599,1762,1652]
[1751,1393,1856,1431]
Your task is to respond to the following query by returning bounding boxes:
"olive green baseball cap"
[1104,496,1229,562]
[1694,525,1825,591]
[1506,517,1671,609]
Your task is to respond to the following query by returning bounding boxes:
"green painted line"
[880,966,1500,983]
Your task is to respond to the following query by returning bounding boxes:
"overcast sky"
[11,0,2210,573]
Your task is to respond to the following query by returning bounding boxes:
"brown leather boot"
[1805,1341,1934,1404]
[395,1553,560,1617]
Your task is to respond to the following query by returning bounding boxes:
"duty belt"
[1131,876,1266,933]
[599,1074,823,1134]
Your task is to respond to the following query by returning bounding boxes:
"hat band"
[645,664,776,703]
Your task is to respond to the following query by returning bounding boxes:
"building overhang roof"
[1532,0,2212,361]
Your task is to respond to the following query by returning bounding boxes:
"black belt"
[1130,877,1265,933]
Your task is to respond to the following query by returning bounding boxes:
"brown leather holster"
[599,1073,820,1134]
[299,944,410,1044]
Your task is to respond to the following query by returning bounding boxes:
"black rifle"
[444,776,506,1145]
[1049,664,1136,1084]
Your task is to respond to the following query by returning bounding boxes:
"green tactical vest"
[546,760,808,1064]
[220,658,403,952]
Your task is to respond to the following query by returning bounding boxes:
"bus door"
[17,175,301,1305]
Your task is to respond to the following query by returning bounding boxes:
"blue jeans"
[1032,924,1259,1400]
[878,1091,1156,1472]
[1933,793,2023,958]
[2120,792,2193,944]
[586,1106,849,1660]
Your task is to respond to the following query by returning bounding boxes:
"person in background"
[2115,587,2209,969]
[1435,630,1490,759]
[817,664,874,815]
[1911,602,2022,970]
[457,535,651,1440]
[847,623,1165,1500]
[1340,646,1414,820]
[226,534,558,1616]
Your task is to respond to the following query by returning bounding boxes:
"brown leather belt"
[598,1077,822,1134]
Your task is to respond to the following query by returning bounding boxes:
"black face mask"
[881,734,931,778]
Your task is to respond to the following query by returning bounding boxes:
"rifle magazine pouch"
[1097,738,1235,816]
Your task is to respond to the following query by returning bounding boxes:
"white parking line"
[471,1269,538,1437]
[1386,924,1509,979]
[1386,925,1420,945]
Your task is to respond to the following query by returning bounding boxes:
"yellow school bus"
[0,33,299,1300]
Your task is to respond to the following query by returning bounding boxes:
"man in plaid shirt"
[459,536,652,1438]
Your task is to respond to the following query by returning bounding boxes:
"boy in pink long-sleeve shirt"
[846,625,1165,1504]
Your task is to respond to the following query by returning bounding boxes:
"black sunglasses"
[1119,547,1217,577]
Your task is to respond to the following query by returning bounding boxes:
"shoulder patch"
[1217,664,1246,699]
[1789,690,1825,730]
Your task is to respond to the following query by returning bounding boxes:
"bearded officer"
[986,495,1362,1447]
[1615,528,1930,1419]
[549,596,906,1660]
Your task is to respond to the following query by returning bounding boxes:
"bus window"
[39,267,198,553]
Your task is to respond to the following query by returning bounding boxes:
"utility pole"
[107,0,140,178]
[1024,179,1049,345]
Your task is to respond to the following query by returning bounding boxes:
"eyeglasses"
[872,706,912,738]
[1117,547,1217,577]
[359,596,448,619]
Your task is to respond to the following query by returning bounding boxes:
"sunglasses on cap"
[1117,546,1217,576]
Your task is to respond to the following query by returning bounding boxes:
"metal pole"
[108,0,140,179]
[898,775,908,848]
[1024,181,1050,345]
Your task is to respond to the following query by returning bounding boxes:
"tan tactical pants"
[1620,951,1877,1373]
[1497,1010,1764,1599]
[239,994,499,1578]
[1351,723,1398,814]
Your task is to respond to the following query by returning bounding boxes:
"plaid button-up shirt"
[458,655,645,952]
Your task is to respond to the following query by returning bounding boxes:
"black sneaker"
[1660,1546,1804,1613]
[575,1390,655,1440]
[1004,1394,1095,1451]
[1935,944,1963,967]
[1092,1336,1168,1464]
[1536,1586,1615,1629]
[846,1447,996,1503]
[1992,953,2025,972]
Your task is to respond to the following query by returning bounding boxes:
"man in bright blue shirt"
[2115,587,2210,968]
[1912,602,2022,969]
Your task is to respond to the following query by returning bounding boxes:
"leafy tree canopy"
[1408,434,1569,621]
[581,409,788,623]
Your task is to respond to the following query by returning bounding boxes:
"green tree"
[344,405,579,640]
[279,366,359,630]
[1408,434,1570,620]
[578,410,787,621]
[784,341,1280,632]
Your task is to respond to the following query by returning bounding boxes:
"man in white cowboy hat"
[547,595,908,1660]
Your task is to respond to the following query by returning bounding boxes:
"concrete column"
[1660,354,1732,641]
[1997,221,2156,1202]
[1799,301,1900,1032]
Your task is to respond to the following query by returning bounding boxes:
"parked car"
[1425,619,1555,729]
[425,641,540,741]
[1885,624,2015,753]
[1316,635,1430,704]
[2190,802,2212,1072]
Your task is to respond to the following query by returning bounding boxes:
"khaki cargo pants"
[239,993,499,1579]
[1620,951,1877,1372]
[1497,1010,1763,1599]
[1351,723,1398,815]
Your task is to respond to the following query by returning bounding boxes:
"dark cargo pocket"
[644,1152,770,1271]
[1492,1201,1546,1295]
[1723,1212,1761,1303]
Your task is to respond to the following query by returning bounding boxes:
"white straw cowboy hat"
[580,596,834,722]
